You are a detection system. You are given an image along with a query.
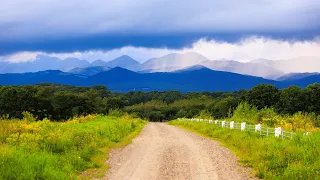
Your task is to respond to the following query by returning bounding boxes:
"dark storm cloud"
[0,0,319,54]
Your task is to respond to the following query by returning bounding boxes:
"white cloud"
[187,37,320,61]
[2,36,320,63]
[0,51,41,63]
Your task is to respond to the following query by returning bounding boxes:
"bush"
[108,109,124,117]
[22,111,37,122]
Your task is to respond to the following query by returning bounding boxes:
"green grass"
[169,120,320,180]
[0,115,146,180]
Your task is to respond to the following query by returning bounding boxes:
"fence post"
[266,127,268,136]
[209,120,213,124]
[230,121,234,129]
[275,127,281,137]
[221,121,226,128]
[255,124,261,132]
[241,122,246,131]
[304,132,310,136]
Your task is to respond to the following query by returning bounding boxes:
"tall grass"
[169,120,320,180]
[0,114,146,180]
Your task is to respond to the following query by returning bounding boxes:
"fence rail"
[177,118,306,139]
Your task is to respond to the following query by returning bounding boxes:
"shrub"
[22,111,37,122]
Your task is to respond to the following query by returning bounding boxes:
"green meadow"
[0,114,146,180]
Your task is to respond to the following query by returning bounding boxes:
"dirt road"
[104,123,254,180]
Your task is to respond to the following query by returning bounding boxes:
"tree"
[304,83,320,114]
[106,97,127,112]
[246,84,279,109]
[92,85,111,98]
[0,86,19,117]
[208,96,237,118]
[277,86,306,114]
[51,92,78,120]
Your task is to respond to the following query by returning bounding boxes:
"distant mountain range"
[0,55,90,73]
[1,52,320,81]
[0,66,319,92]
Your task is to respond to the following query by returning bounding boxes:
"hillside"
[69,66,111,76]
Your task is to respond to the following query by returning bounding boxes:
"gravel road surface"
[104,123,255,180]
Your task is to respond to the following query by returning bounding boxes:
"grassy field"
[169,120,320,180]
[0,114,146,180]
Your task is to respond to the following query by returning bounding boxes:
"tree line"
[0,83,320,122]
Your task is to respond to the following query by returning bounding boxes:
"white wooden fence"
[178,118,300,139]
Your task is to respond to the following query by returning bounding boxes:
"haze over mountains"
[140,52,208,72]
[0,55,90,73]
[1,51,320,92]
[1,52,320,80]
[251,57,320,73]
[1,52,320,91]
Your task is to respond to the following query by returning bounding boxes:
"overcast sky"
[1,0,320,62]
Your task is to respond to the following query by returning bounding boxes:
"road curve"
[104,123,255,180]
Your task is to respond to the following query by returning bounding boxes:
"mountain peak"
[140,52,209,72]
[105,55,140,71]
[91,60,108,67]
[117,55,132,59]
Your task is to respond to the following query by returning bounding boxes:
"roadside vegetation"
[228,102,319,132]
[169,120,320,179]
[0,113,146,180]
[168,92,320,179]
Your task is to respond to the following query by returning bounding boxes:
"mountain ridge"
[1,66,319,92]
[1,53,320,80]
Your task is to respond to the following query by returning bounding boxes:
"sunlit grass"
[0,114,146,180]
[169,120,320,179]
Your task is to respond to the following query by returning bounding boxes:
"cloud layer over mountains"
[2,37,320,64]
[1,0,319,54]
